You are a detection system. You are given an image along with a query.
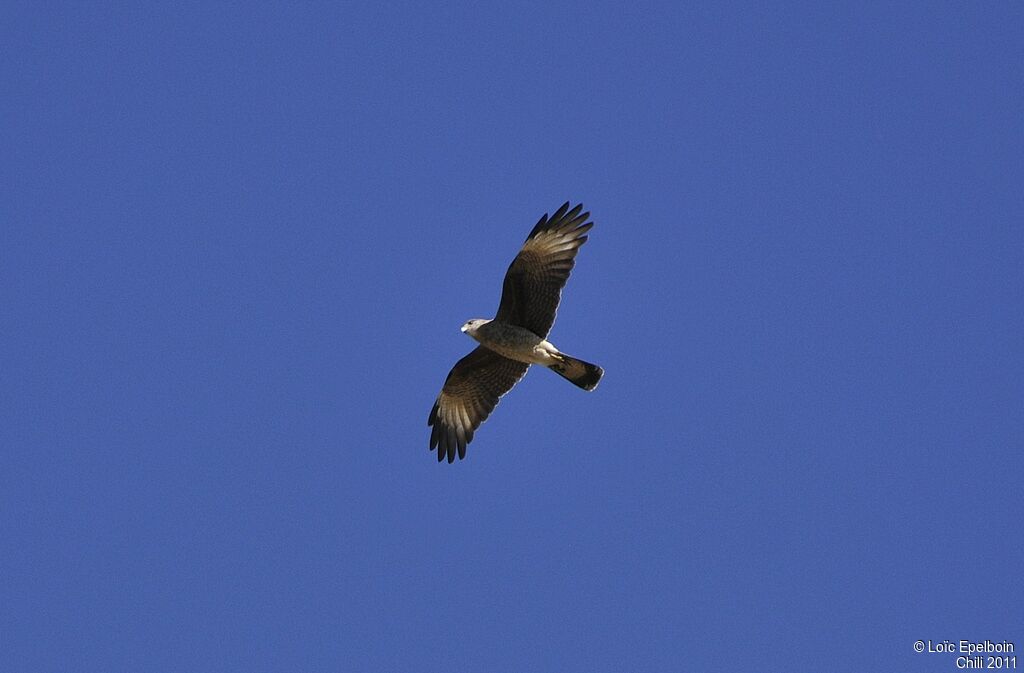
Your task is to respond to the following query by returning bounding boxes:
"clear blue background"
[3,2,1021,671]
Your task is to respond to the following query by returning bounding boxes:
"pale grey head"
[460,318,491,335]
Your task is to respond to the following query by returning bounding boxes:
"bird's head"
[461,318,490,335]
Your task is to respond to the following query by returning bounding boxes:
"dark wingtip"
[550,201,571,222]
[526,212,550,240]
[561,203,583,223]
[527,202,587,240]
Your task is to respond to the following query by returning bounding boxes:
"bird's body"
[428,202,603,462]
[461,319,558,366]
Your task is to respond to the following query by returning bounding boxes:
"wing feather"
[428,346,529,462]
[495,202,594,338]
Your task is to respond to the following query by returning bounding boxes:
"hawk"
[428,202,604,462]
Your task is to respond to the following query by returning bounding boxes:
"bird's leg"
[533,340,561,361]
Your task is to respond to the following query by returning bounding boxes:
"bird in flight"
[428,202,604,463]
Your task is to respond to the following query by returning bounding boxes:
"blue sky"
[2,2,1022,671]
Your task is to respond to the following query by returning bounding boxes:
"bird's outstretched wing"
[428,346,530,463]
[494,202,593,338]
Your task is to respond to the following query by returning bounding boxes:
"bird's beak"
[460,325,468,333]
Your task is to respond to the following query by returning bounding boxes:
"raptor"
[428,202,603,462]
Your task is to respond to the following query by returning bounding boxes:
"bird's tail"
[548,354,603,391]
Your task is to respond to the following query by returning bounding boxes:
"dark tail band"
[548,355,603,391]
